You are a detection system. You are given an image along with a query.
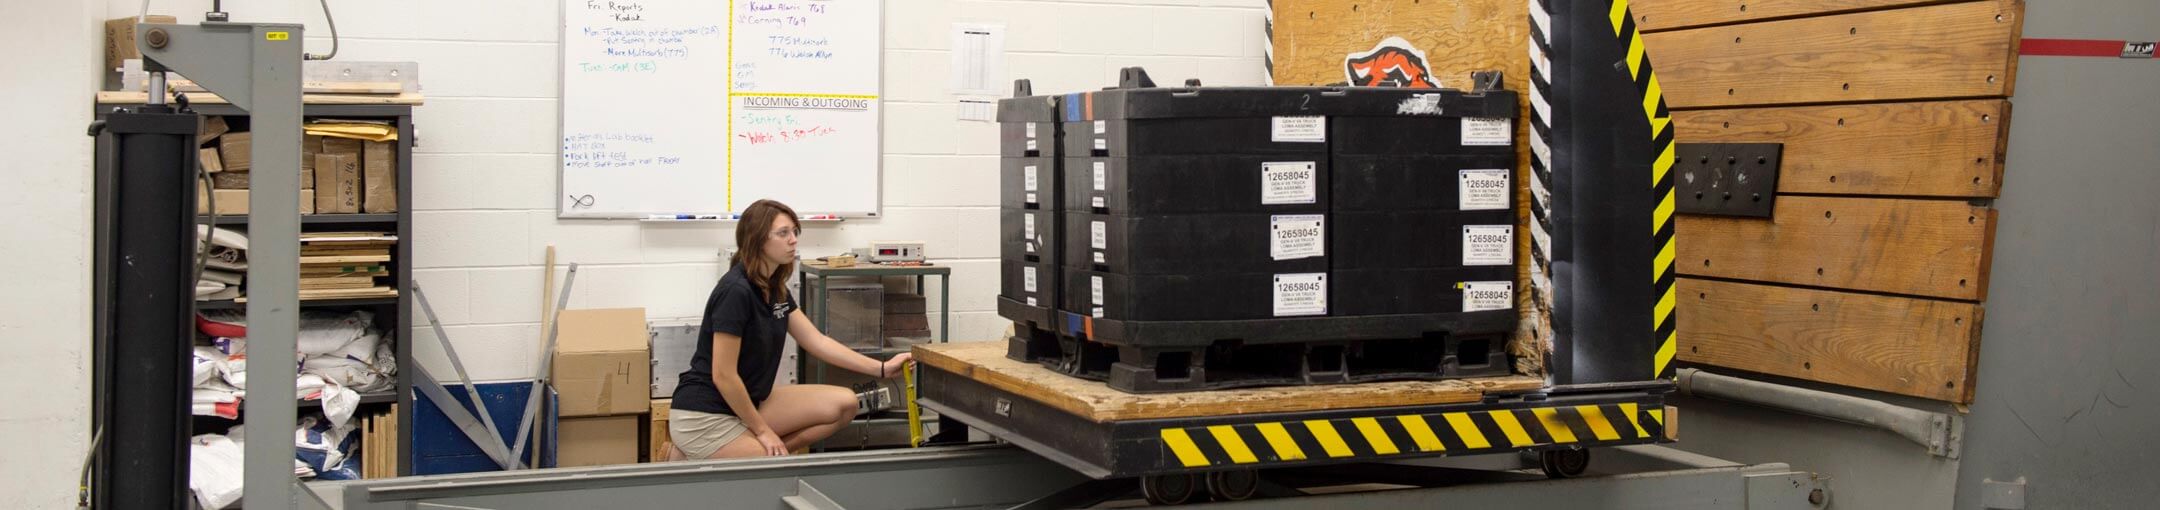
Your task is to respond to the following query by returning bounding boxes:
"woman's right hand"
[755,429,788,456]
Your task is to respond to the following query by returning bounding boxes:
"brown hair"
[732,199,800,303]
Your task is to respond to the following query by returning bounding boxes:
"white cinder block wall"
[332,0,1266,381]
[1,2,107,508]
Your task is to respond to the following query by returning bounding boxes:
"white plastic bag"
[297,310,374,355]
[191,347,227,387]
[188,434,244,509]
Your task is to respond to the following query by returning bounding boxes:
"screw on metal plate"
[144,28,169,49]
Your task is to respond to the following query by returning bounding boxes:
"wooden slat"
[914,341,1545,423]
[1642,0,2021,108]
[1674,100,2008,197]
[1630,0,1960,33]
[1678,196,1994,300]
[1678,278,1981,402]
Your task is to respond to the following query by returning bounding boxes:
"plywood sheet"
[1630,0,1962,32]
[1674,100,2008,197]
[1643,0,2021,108]
[915,341,1545,423]
[1678,278,1981,401]
[1677,196,1995,300]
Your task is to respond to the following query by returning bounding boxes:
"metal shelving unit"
[793,262,953,451]
[92,100,418,476]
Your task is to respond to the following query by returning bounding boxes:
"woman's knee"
[821,385,858,423]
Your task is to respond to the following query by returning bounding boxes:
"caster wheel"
[1540,448,1590,478]
[1205,470,1259,501]
[1141,473,1202,505]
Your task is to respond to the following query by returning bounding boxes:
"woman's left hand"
[880,353,914,379]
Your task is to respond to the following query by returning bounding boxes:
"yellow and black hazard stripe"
[1156,404,1668,468]
[1607,0,1680,381]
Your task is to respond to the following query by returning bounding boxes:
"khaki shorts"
[669,408,748,459]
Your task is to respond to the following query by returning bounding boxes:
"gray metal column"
[141,20,306,509]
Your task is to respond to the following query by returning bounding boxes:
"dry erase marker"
[644,214,734,221]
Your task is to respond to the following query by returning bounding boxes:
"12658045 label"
[1271,215,1326,261]
[1459,169,1509,210]
[1273,273,1328,317]
[1463,225,1514,266]
[1262,162,1319,205]
[1462,281,1513,312]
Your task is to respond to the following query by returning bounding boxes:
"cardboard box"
[219,131,253,172]
[646,399,674,462]
[197,188,249,215]
[300,134,322,189]
[362,140,396,213]
[323,137,362,158]
[554,308,653,417]
[198,116,229,147]
[883,313,929,332]
[314,153,360,214]
[195,187,318,215]
[211,171,249,190]
[885,294,927,315]
[558,415,640,467]
[198,148,223,174]
[106,15,177,70]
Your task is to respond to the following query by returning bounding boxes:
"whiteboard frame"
[554,0,887,220]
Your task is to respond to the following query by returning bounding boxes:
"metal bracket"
[1982,477,2027,509]
[1674,143,1783,218]
[782,480,846,510]
[1678,369,1963,459]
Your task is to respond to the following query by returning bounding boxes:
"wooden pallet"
[914,341,1544,423]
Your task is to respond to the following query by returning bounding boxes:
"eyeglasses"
[771,226,801,239]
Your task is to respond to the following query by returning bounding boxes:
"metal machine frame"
[313,443,1826,509]
[208,0,1839,507]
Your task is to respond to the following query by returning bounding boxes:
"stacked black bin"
[996,82,1089,371]
[1004,69,1522,392]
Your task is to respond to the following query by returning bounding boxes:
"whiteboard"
[559,0,883,218]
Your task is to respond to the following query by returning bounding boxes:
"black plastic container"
[1331,211,1518,270]
[1064,269,1320,322]
[1060,84,1516,157]
[1063,212,1329,275]
[1331,267,1518,317]
[1331,154,1517,211]
[1000,207,1060,265]
[998,93,1060,158]
[999,156,1059,210]
[1063,156,1331,215]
